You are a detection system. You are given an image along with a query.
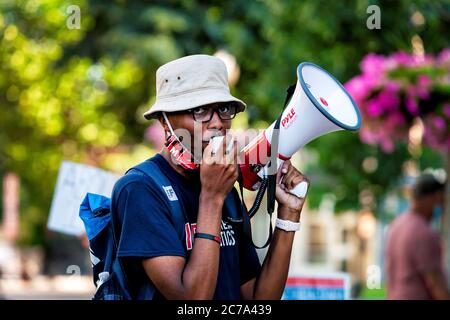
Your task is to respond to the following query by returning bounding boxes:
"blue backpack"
[79,159,186,300]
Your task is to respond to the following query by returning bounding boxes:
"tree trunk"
[2,172,20,243]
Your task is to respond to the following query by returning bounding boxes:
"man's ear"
[158,114,169,131]
[158,113,171,140]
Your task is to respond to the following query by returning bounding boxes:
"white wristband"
[275,218,301,232]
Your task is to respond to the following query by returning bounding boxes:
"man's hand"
[275,160,308,220]
[246,161,309,300]
[200,136,238,200]
[143,137,239,300]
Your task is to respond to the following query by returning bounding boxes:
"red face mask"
[165,134,199,170]
[162,112,200,170]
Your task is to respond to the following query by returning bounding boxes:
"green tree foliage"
[0,0,448,244]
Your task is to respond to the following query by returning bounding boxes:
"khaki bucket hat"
[143,54,246,120]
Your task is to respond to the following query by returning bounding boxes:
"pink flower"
[361,54,386,76]
[385,81,400,92]
[345,72,385,111]
[422,114,449,151]
[389,51,434,68]
[360,127,378,145]
[405,85,423,115]
[377,86,400,112]
[353,49,450,152]
[381,138,395,153]
[345,76,368,104]
[442,103,450,118]
[416,75,431,99]
[417,75,432,87]
[144,121,165,150]
[437,48,450,64]
[386,112,405,126]
[405,95,419,116]
[423,126,449,152]
[418,54,435,67]
[366,100,383,117]
[406,85,418,97]
[432,116,446,131]
[345,74,380,102]
[390,51,412,67]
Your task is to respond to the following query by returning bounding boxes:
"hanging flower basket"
[345,49,450,153]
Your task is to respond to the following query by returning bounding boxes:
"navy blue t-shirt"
[111,153,261,300]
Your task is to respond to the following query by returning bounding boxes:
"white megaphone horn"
[238,62,362,198]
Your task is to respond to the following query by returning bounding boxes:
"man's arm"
[142,192,223,299]
[423,271,450,300]
[142,138,239,299]
[241,160,307,300]
[413,229,450,300]
[241,211,298,299]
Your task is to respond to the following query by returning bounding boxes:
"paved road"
[0,276,94,300]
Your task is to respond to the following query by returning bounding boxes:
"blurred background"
[0,0,449,299]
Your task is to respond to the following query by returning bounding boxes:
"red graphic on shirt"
[184,221,235,250]
[185,223,197,250]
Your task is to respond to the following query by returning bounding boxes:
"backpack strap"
[125,159,187,241]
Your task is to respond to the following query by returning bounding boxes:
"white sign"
[47,161,120,236]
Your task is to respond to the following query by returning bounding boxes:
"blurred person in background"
[385,173,450,300]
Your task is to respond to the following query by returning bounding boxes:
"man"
[112,54,308,300]
[386,173,450,300]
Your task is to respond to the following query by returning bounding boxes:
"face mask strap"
[162,112,200,169]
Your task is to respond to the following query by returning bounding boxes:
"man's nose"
[206,110,224,131]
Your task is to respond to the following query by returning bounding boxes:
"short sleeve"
[113,175,186,259]
[413,230,442,274]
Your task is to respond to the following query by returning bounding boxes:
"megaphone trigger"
[288,181,309,199]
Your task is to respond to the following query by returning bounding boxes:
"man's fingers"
[212,137,226,163]
[277,160,290,184]
[203,143,215,165]
[286,172,304,190]
[283,163,296,189]
[204,135,238,166]
[282,160,290,173]
[289,175,305,190]
[283,166,307,191]
[225,138,237,165]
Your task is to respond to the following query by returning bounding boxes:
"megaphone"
[238,62,362,198]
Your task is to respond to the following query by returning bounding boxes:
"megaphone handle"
[278,159,309,199]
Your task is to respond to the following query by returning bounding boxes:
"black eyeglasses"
[189,103,238,123]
